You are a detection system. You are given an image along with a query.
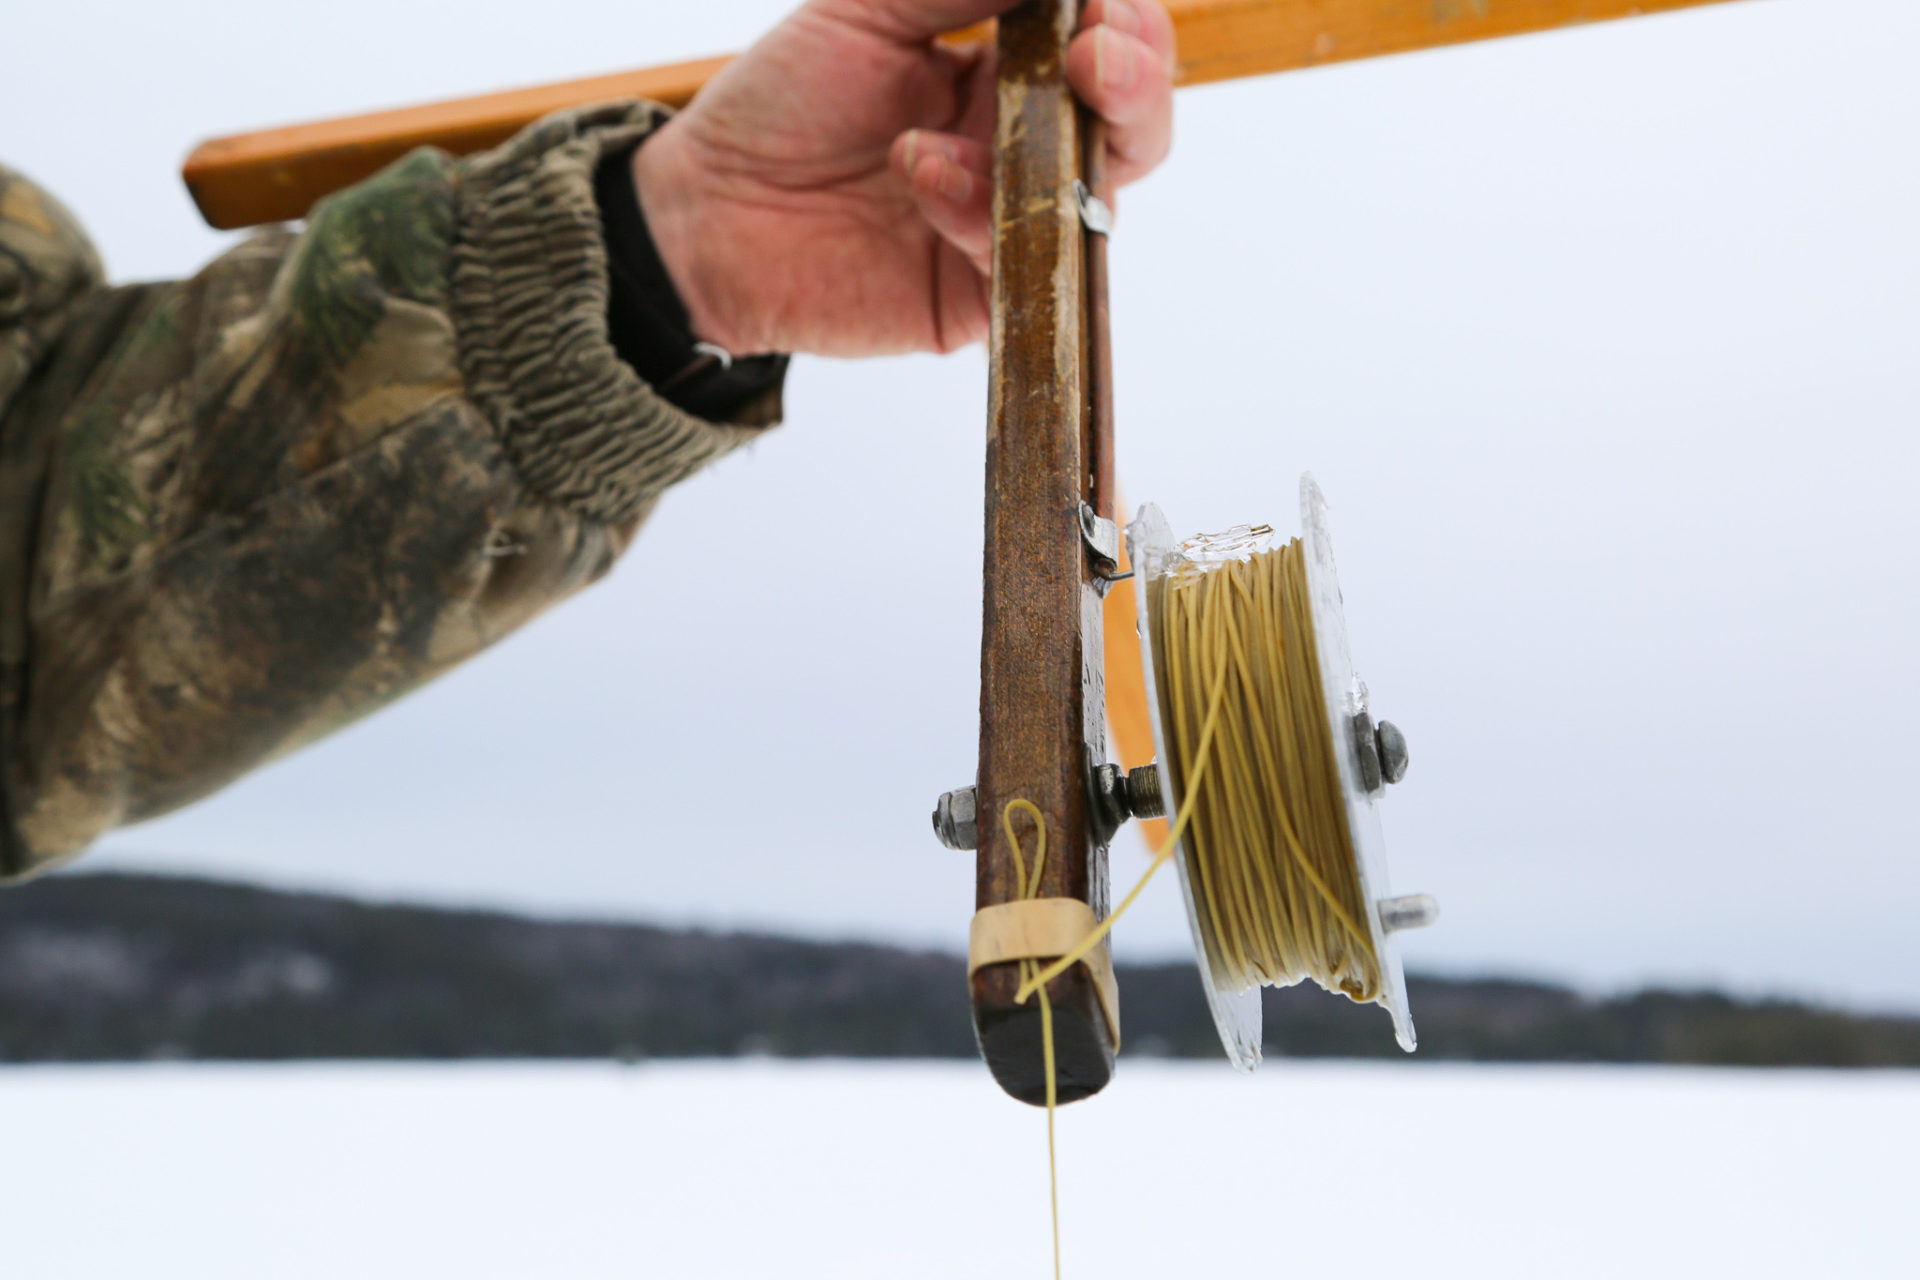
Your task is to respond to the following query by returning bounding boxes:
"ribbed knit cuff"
[450,102,783,525]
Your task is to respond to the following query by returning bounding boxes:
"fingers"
[893,126,992,351]
[811,0,1013,45]
[1083,0,1176,73]
[932,242,992,351]
[879,0,1174,298]
[1067,0,1177,188]
[891,128,994,277]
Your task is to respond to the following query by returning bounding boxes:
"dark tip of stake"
[972,966,1115,1107]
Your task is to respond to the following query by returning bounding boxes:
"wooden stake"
[972,0,1117,1106]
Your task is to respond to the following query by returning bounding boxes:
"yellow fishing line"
[1161,536,1380,1000]
[1016,535,1381,1013]
[1011,647,1229,1006]
[1001,799,1061,1280]
[999,536,1383,1279]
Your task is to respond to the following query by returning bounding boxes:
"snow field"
[1,1060,1912,1278]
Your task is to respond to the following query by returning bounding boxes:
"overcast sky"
[7,0,1916,1013]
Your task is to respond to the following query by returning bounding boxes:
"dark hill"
[2,872,1915,1067]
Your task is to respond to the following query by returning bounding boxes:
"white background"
[5,0,1917,1009]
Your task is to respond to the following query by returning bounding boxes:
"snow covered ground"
[1,1060,1911,1278]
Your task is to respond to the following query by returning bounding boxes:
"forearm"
[0,104,785,878]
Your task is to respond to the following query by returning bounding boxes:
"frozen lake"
[2,1060,1911,1278]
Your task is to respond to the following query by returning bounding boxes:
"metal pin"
[1377,894,1440,933]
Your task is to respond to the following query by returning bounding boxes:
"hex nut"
[932,786,979,851]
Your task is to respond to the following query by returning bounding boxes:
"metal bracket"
[1079,502,1119,568]
[1073,180,1113,235]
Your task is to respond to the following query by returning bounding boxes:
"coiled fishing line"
[1150,532,1382,1003]
[1000,477,1433,1277]
[1018,475,1427,1066]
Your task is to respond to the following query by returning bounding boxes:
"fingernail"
[903,130,920,176]
[938,160,974,203]
[1102,0,1140,37]
[1095,26,1136,91]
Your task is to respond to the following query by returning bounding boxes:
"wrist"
[597,132,788,421]
[631,124,754,356]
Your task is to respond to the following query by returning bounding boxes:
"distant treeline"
[2,872,1915,1067]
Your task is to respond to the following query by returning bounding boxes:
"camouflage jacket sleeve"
[0,103,782,880]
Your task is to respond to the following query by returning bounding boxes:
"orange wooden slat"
[1100,491,1170,853]
[183,0,1746,229]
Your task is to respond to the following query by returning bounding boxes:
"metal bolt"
[1376,720,1409,785]
[1122,765,1165,819]
[1093,761,1168,844]
[939,762,1165,854]
[932,786,978,851]
[1352,712,1382,792]
[1352,712,1410,792]
[1377,893,1440,933]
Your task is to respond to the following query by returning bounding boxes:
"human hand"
[632,0,1176,358]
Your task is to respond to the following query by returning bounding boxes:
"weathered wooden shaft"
[971,0,1116,1106]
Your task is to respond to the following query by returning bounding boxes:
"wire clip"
[1073,180,1113,236]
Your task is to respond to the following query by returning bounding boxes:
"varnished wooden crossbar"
[183,0,1746,229]
[184,57,733,231]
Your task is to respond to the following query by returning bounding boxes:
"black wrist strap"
[593,140,788,421]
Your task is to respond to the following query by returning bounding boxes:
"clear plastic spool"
[1128,475,1416,1069]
